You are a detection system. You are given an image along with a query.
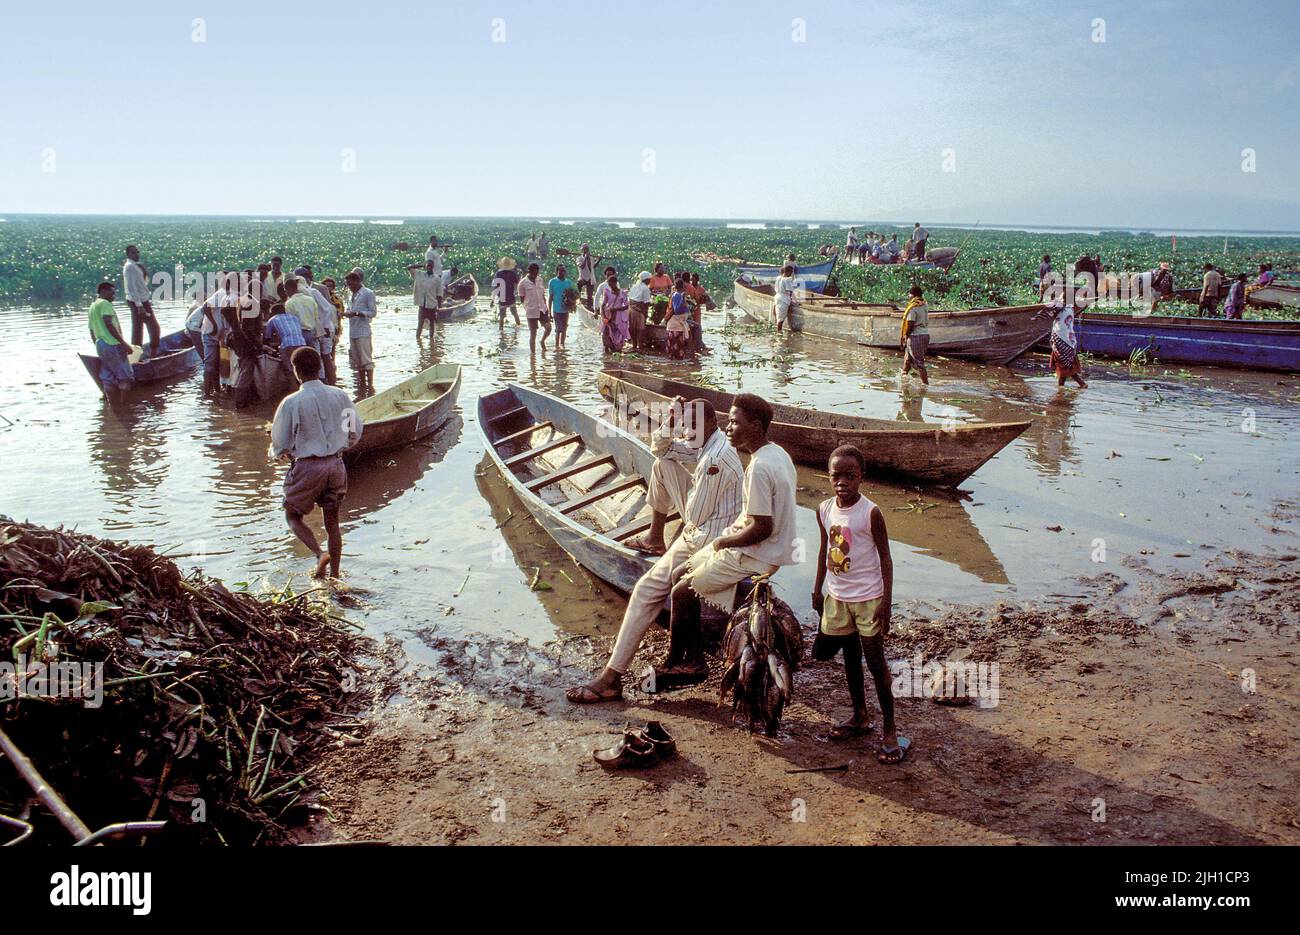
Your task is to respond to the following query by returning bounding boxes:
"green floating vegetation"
[1,217,1295,318]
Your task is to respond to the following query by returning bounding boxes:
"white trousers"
[607,457,694,673]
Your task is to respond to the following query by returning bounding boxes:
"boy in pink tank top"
[812,445,909,764]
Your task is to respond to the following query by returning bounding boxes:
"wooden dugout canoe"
[346,363,462,461]
[78,329,199,394]
[732,279,1051,365]
[478,383,683,594]
[435,275,479,321]
[596,369,1030,487]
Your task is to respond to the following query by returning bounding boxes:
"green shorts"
[820,594,884,638]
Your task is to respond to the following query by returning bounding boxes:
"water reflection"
[794,467,1010,585]
[1023,387,1081,477]
[474,454,625,639]
[345,415,464,520]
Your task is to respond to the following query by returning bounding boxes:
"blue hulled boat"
[1077,312,1300,372]
[736,256,836,294]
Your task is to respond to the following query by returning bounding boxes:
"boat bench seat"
[607,511,680,543]
[493,421,553,448]
[558,476,644,515]
[524,454,614,493]
[505,433,582,469]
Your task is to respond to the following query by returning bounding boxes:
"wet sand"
[312,540,1300,845]
[2,296,1297,843]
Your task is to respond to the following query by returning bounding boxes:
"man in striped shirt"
[567,397,744,704]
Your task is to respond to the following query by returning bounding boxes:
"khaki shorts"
[283,455,347,516]
[683,546,777,612]
[820,594,884,638]
[349,336,374,370]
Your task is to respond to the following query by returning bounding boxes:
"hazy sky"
[1,0,1297,228]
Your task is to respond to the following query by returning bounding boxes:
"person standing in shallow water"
[269,346,363,579]
[343,269,377,393]
[518,262,551,352]
[899,285,929,385]
[88,281,133,404]
[547,263,574,349]
[1047,299,1088,388]
[409,258,441,340]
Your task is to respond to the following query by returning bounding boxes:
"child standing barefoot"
[812,445,910,764]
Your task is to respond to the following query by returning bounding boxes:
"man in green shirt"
[88,281,134,402]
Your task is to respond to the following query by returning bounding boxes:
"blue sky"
[1,0,1297,228]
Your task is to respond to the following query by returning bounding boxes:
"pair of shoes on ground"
[593,721,677,769]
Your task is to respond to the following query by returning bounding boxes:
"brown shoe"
[642,721,677,757]
[592,727,657,769]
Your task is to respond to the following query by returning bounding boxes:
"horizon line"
[1,211,1299,238]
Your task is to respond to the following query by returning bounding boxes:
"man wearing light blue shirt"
[269,345,363,578]
[343,268,377,391]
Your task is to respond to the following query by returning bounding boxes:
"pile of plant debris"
[0,520,369,844]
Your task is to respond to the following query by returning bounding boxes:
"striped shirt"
[653,426,744,552]
[264,312,307,349]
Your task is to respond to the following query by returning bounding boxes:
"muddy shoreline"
[308,525,1299,845]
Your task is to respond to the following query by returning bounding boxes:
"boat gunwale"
[477,383,651,573]
[353,362,462,429]
[733,278,1046,320]
[599,368,1031,438]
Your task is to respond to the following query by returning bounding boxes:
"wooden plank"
[489,406,530,424]
[558,476,644,515]
[394,398,442,406]
[504,433,583,468]
[492,420,552,448]
[524,454,614,492]
[608,511,680,543]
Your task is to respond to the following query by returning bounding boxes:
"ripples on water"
[0,296,1295,647]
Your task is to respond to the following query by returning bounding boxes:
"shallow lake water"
[1,294,1296,658]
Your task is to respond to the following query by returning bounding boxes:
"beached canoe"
[478,383,681,593]
[347,363,462,461]
[596,369,1029,487]
[436,275,479,321]
[78,329,200,394]
[1075,312,1300,372]
[736,256,836,293]
[732,279,1051,364]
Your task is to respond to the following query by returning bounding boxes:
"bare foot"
[312,553,331,579]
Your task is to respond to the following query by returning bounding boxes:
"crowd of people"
[92,246,382,405]
[841,223,928,265]
[488,246,717,359]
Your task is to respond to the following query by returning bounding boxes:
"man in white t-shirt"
[653,392,798,688]
[773,265,800,332]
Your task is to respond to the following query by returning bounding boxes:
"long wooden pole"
[0,725,92,840]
